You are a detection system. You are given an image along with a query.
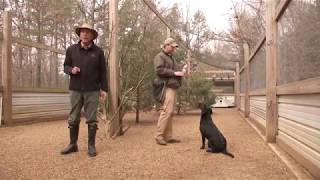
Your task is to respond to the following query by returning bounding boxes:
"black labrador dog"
[199,103,234,158]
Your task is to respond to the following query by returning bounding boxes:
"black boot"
[60,124,79,155]
[88,124,97,157]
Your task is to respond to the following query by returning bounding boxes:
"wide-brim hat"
[163,37,178,48]
[75,23,98,40]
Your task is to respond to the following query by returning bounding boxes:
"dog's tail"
[223,150,234,158]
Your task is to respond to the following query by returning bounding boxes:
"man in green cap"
[153,37,188,145]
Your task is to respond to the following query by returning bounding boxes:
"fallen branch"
[99,72,149,139]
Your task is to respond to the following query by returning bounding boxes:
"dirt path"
[0,108,294,180]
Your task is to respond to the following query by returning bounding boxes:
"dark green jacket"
[154,51,181,89]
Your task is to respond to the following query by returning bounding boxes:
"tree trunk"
[135,87,140,123]
[91,0,96,24]
[54,22,59,87]
[36,10,43,88]
[18,48,23,87]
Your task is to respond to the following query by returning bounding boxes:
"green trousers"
[68,91,99,126]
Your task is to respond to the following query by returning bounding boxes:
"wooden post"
[243,43,250,118]
[2,12,13,126]
[108,0,121,137]
[235,62,240,110]
[266,0,278,143]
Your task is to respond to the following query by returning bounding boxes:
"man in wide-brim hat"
[61,23,108,157]
[75,23,98,40]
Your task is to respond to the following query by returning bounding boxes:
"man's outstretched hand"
[174,71,185,77]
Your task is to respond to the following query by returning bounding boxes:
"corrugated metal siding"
[278,94,320,176]
[249,96,266,127]
[240,96,245,112]
[12,92,70,122]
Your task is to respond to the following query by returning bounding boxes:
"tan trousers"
[155,88,177,141]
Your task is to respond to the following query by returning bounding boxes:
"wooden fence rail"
[1,11,68,126]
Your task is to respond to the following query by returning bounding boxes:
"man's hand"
[99,90,107,101]
[182,64,188,73]
[174,71,185,77]
[71,66,80,74]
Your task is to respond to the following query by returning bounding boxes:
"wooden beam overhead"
[142,0,174,31]
[248,36,266,62]
[142,0,188,50]
[142,0,238,72]
[13,38,65,55]
[275,0,292,21]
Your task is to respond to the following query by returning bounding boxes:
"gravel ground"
[0,108,294,180]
